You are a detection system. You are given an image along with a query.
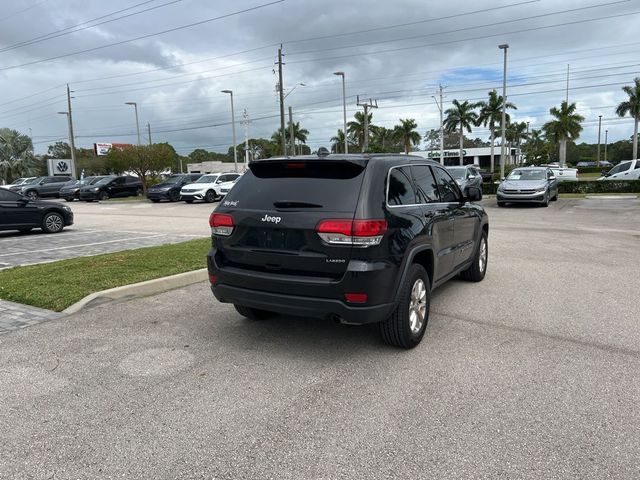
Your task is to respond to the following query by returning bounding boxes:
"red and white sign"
[94,143,133,156]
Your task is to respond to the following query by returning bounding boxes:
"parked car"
[15,176,73,200]
[477,168,494,183]
[598,160,640,180]
[496,167,558,207]
[79,176,142,201]
[1,177,36,190]
[59,176,110,201]
[208,153,488,349]
[446,165,483,197]
[577,161,613,167]
[8,177,40,193]
[0,188,73,234]
[146,173,202,203]
[180,172,241,203]
[216,174,243,198]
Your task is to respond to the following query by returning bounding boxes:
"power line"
[0,0,285,71]
[0,0,180,53]
[0,0,50,23]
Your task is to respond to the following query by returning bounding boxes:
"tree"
[271,122,309,155]
[347,111,375,152]
[393,118,422,154]
[476,90,516,172]
[0,128,38,184]
[543,101,584,167]
[521,129,550,164]
[615,77,640,160]
[444,100,478,165]
[106,143,176,193]
[424,129,459,150]
[505,121,528,164]
[46,141,71,159]
[463,137,490,148]
[369,126,402,153]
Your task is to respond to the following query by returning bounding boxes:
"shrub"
[482,180,640,195]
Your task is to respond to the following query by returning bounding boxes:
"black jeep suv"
[207,153,488,348]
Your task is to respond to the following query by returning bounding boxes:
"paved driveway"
[1,197,639,479]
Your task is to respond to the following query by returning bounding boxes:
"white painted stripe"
[0,234,166,257]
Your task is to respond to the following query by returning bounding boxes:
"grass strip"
[559,193,638,198]
[0,237,210,312]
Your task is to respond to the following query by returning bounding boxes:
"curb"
[584,194,637,199]
[63,268,208,314]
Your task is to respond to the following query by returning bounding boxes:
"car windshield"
[10,178,26,185]
[194,175,218,183]
[23,177,40,185]
[507,170,545,181]
[447,168,466,180]
[163,175,183,184]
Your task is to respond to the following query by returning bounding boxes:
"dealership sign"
[47,158,75,177]
[94,142,133,156]
[427,150,466,158]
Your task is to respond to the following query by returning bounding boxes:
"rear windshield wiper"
[273,201,323,209]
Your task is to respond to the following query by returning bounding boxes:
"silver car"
[496,167,558,207]
[446,165,483,199]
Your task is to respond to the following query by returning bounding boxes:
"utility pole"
[147,122,152,145]
[566,64,570,105]
[597,115,602,165]
[334,71,348,154]
[221,90,237,173]
[499,44,509,180]
[66,84,77,178]
[356,95,378,153]
[288,106,295,156]
[439,85,444,165]
[277,46,286,155]
[604,129,608,162]
[243,109,249,172]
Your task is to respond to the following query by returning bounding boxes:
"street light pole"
[221,90,238,173]
[57,111,77,178]
[597,115,602,165]
[125,102,141,145]
[604,129,608,162]
[334,71,347,154]
[498,43,509,180]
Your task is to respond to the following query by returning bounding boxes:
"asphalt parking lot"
[0,199,213,268]
[1,197,639,479]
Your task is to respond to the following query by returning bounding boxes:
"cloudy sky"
[0,0,638,155]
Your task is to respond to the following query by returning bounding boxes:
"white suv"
[180,172,241,203]
[598,160,640,180]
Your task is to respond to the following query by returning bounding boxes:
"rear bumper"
[211,283,395,324]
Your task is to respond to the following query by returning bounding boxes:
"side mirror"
[548,175,556,181]
[466,186,482,202]
[468,174,477,180]
[39,180,46,185]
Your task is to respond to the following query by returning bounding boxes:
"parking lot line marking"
[0,234,167,257]
[0,230,102,243]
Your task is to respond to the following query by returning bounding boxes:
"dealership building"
[409,147,521,168]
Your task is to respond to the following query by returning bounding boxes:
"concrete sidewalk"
[0,300,63,334]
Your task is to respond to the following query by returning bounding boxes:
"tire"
[64,198,74,202]
[497,201,506,207]
[41,212,65,234]
[136,188,143,196]
[541,191,549,207]
[460,230,488,282]
[98,191,109,201]
[151,199,161,203]
[551,192,558,201]
[25,190,38,201]
[379,264,430,349]
[204,190,216,203]
[234,304,275,320]
[169,190,180,202]
[184,199,194,204]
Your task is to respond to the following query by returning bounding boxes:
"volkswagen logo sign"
[56,161,69,172]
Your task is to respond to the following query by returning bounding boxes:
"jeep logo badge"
[261,214,281,224]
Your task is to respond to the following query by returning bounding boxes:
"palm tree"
[347,111,374,152]
[542,101,584,167]
[476,90,516,172]
[271,122,309,155]
[330,129,346,153]
[615,77,640,160]
[393,118,422,154]
[505,121,528,165]
[444,100,479,165]
[0,128,37,184]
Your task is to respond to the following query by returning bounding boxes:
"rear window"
[226,160,366,212]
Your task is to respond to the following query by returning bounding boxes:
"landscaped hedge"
[575,167,611,174]
[482,180,640,195]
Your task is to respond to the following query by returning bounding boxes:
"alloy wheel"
[479,237,487,273]
[45,214,63,232]
[408,278,427,334]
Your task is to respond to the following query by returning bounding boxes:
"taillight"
[209,213,234,236]
[316,219,387,247]
[208,273,218,285]
[345,293,368,303]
